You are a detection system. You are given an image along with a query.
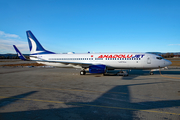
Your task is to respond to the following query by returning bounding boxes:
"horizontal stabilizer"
[13,45,27,61]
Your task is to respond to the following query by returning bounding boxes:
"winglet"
[13,45,27,61]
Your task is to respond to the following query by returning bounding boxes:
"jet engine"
[89,65,106,74]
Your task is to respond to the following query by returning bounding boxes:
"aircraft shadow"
[123,69,180,80]
[84,69,180,80]
[160,70,180,75]
[0,91,38,108]
[0,83,180,119]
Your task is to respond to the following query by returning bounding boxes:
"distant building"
[173,55,180,58]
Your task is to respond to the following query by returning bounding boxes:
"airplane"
[13,30,172,75]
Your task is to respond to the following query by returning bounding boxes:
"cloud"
[168,44,180,46]
[0,31,19,38]
[0,30,29,54]
[0,39,29,54]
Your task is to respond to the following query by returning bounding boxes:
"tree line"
[161,53,175,58]
[0,54,29,59]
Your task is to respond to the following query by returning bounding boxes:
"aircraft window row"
[49,58,141,61]
[95,58,103,60]
[105,58,141,60]
[49,58,93,60]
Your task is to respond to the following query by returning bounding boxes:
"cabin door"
[147,56,151,64]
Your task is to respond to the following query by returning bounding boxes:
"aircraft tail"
[26,30,55,55]
[13,45,27,61]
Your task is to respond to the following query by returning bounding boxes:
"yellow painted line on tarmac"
[159,70,180,80]
[0,96,180,116]
[0,85,127,94]
[161,74,180,79]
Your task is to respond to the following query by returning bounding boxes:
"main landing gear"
[80,70,86,75]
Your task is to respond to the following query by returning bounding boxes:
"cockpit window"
[156,57,163,60]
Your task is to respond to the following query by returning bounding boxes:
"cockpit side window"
[156,57,163,60]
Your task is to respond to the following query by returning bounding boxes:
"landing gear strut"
[103,67,108,76]
[80,70,86,75]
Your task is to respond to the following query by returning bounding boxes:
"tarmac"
[0,64,180,119]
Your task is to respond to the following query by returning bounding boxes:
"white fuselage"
[30,53,172,69]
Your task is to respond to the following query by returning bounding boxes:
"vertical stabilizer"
[26,30,55,55]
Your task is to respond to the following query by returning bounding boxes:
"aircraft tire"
[150,72,154,75]
[80,70,86,75]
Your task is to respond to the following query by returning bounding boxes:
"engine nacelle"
[89,65,106,74]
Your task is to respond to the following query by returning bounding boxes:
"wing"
[30,56,93,66]
[13,45,93,66]
[13,45,28,61]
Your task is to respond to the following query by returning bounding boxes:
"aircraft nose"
[165,60,172,66]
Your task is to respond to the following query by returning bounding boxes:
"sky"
[0,0,180,54]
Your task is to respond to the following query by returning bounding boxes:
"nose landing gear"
[150,72,154,75]
[80,70,86,75]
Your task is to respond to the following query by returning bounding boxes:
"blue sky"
[0,0,179,54]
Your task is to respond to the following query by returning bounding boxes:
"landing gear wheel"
[150,72,154,75]
[80,70,86,75]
